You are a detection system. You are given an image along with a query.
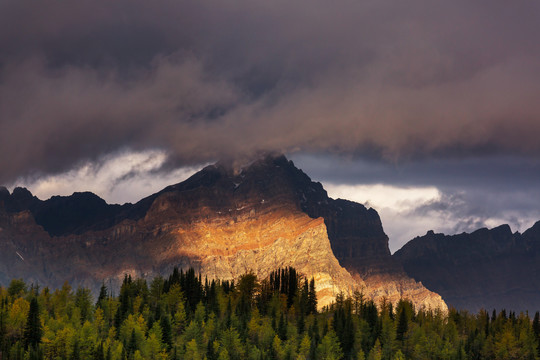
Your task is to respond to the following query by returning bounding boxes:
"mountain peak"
[0,186,9,200]
[215,152,289,176]
[12,186,34,199]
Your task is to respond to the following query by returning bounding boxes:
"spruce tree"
[96,283,108,308]
[94,342,105,360]
[534,312,540,358]
[128,329,138,356]
[396,308,408,342]
[23,297,42,350]
[532,312,540,338]
[160,315,173,350]
[278,313,287,340]
[297,311,305,335]
[308,278,317,314]
[70,339,80,360]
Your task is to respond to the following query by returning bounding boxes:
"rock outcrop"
[394,223,540,312]
[0,154,446,311]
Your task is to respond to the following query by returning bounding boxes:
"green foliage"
[8,279,27,298]
[1,268,540,360]
[318,329,344,360]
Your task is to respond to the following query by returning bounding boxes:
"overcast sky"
[2,0,540,251]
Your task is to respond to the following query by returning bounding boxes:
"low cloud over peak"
[1,0,540,183]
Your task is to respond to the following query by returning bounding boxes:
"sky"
[2,0,540,251]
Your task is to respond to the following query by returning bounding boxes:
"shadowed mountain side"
[394,222,540,312]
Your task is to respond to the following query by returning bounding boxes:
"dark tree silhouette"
[23,297,42,350]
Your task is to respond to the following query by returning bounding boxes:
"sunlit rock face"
[0,154,446,311]
[394,223,540,312]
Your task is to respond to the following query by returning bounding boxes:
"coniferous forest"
[1,267,540,360]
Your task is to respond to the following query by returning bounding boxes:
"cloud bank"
[1,0,540,183]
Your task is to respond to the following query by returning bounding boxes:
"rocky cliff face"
[394,223,540,312]
[0,155,446,311]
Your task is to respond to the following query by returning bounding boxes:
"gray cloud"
[292,154,540,250]
[1,0,540,183]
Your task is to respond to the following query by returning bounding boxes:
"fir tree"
[161,315,173,350]
[396,308,408,342]
[127,329,138,356]
[70,339,80,360]
[278,313,287,340]
[308,278,317,314]
[533,311,540,338]
[94,342,105,360]
[96,283,108,308]
[23,297,42,350]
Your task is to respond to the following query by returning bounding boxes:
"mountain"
[0,155,445,310]
[394,223,540,312]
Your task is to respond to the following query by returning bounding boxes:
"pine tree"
[317,329,344,360]
[70,339,80,360]
[297,311,305,334]
[533,312,540,338]
[278,313,287,340]
[128,329,138,356]
[396,308,408,342]
[75,287,93,323]
[161,315,173,350]
[23,297,42,349]
[300,279,309,316]
[94,342,105,360]
[287,267,297,308]
[308,278,317,314]
[207,338,217,360]
[534,312,540,358]
[96,283,108,308]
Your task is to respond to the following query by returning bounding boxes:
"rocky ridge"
[394,223,540,312]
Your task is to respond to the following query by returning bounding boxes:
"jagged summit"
[214,152,288,175]
[0,187,127,236]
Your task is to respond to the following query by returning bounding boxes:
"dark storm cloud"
[291,154,540,190]
[1,0,540,183]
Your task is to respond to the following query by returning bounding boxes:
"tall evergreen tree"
[96,283,108,308]
[128,329,138,356]
[534,311,540,358]
[94,342,105,360]
[396,308,408,342]
[161,315,173,350]
[308,278,317,314]
[70,339,80,360]
[278,313,287,340]
[23,297,42,350]
[533,312,540,338]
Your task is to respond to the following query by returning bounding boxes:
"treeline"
[1,268,540,360]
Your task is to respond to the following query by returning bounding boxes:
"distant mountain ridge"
[394,222,540,312]
[0,155,445,310]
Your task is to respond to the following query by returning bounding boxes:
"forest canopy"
[1,267,539,360]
